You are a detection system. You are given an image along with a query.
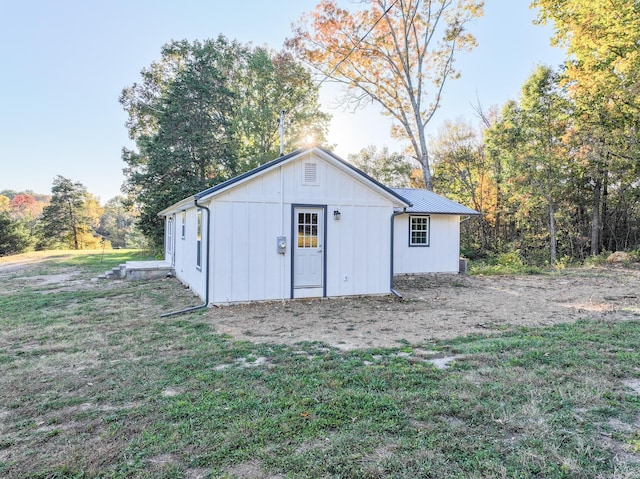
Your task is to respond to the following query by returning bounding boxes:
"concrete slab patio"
[99,260,173,281]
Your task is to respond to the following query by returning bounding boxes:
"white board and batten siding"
[163,148,405,305]
[390,186,479,275]
[207,190,285,304]
[165,208,208,301]
[160,147,478,306]
[393,214,461,274]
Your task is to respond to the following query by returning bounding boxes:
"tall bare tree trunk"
[67,198,79,250]
[591,178,601,255]
[420,153,433,191]
[601,168,609,251]
[548,199,557,263]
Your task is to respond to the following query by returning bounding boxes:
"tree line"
[430,0,640,264]
[4,1,638,265]
[0,178,144,257]
[289,0,639,265]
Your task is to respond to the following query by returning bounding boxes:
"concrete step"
[96,261,173,281]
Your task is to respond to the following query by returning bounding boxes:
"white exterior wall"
[201,153,395,304]
[393,214,461,274]
[166,207,208,301]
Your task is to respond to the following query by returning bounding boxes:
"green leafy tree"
[39,176,96,250]
[347,145,413,187]
[121,36,329,248]
[532,0,640,119]
[0,213,34,256]
[235,48,330,168]
[532,0,640,254]
[121,38,240,248]
[516,66,572,263]
[288,0,483,190]
[98,196,146,249]
[486,67,573,263]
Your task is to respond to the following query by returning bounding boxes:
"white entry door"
[294,208,324,289]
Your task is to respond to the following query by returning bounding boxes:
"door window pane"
[297,212,319,248]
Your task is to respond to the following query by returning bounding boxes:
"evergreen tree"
[39,176,95,250]
[0,213,33,256]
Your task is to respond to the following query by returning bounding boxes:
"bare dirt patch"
[0,251,78,273]
[204,266,640,350]
[224,460,285,479]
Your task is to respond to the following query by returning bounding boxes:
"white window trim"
[409,215,430,247]
[167,217,173,253]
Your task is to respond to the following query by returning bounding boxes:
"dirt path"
[205,267,640,350]
[0,251,82,273]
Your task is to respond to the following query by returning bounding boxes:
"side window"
[196,209,202,269]
[167,217,173,253]
[409,216,430,246]
[181,211,186,239]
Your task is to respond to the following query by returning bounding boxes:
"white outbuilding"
[158,147,478,306]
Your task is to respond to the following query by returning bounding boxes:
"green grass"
[0,251,639,478]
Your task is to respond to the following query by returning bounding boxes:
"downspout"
[161,197,211,318]
[390,210,405,298]
[280,165,285,302]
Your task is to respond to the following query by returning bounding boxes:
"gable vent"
[303,162,318,185]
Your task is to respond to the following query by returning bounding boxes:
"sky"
[0,0,565,202]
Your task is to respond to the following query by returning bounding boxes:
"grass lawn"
[1,250,639,478]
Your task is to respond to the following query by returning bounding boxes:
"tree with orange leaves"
[431,118,497,251]
[288,0,483,190]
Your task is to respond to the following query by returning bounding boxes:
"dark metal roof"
[391,188,480,215]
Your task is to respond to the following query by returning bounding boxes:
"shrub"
[583,250,612,267]
[469,250,542,275]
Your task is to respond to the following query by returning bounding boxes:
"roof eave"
[395,209,481,216]
[315,147,412,208]
[194,148,307,202]
[157,196,196,217]
[192,147,412,208]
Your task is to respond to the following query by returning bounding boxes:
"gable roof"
[192,148,304,201]
[391,188,480,216]
[159,147,411,216]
